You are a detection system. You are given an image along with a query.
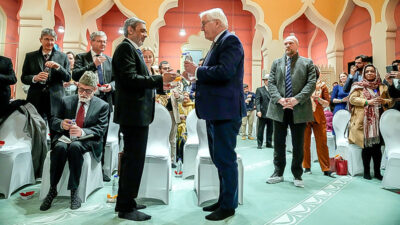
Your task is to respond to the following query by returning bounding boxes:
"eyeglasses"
[78,87,94,94]
[201,20,214,28]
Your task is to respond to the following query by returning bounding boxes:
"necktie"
[76,102,85,128]
[285,57,293,97]
[95,55,104,85]
[136,49,144,60]
[43,54,50,72]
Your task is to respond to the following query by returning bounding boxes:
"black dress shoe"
[118,209,151,221]
[364,173,372,180]
[257,146,262,149]
[103,174,111,182]
[171,163,177,168]
[70,189,81,210]
[203,202,220,212]
[40,186,57,211]
[205,208,235,221]
[324,171,336,178]
[266,144,273,148]
[375,174,383,180]
[136,204,146,210]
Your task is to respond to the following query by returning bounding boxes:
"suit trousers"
[169,111,177,162]
[273,109,306,178]
[362,144,382,175]
[50,141,90,190]
[302,121,330,171]
[116,125,148,212]
[206,118,241,210]
[240,110,255,137]
[257,117,273,147]
[97,94,111,167]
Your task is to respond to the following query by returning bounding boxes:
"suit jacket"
[72,52,114,109]
[267,53,316,123]
[343,71,362,93]
[50,95,109,162]
[0,56,17,107]
[21,47,71,115]
[195,30,246,120]
[255,86,270,118]
[112,39,163,126]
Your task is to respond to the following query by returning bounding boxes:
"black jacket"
[255,86,271,118]
[0,56,17,108]
[112,39,163,126]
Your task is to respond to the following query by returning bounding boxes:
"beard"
[79,94,92,103]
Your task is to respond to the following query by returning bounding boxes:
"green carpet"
[1,138,399,225]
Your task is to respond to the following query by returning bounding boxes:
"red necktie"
[76,102,85,128]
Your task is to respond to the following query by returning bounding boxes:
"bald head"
[284,35,299,57]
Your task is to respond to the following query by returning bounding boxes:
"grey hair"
[90,31,107,41]
[123,17,146,37]
[284,35,299,45]
[199,8,228,29]
[41,28,57,41]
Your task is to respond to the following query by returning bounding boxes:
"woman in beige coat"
[348,64,392,180]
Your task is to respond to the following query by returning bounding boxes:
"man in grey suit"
[255,74,273,149]
[72,31,114,181]
[266,36,316,188]
[40,71,109,211]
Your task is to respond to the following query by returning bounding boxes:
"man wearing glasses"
[40,71,109,211]
[73,31,114,182]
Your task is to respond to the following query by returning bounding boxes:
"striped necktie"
[285,57,293,97]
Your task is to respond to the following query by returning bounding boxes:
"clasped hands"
[278,97,299,110]
[61,119,83,137]
[367,97,384,106]
[33,61,60,82]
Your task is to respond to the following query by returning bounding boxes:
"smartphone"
[386,65,398,74]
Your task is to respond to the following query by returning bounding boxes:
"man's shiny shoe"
[118,209,151,221]
[205,208,235,221]
[241,136,246,140]
[103,173,111,182]
[248,136,255,140]
[257,146,262,149]
[203,202,220,212]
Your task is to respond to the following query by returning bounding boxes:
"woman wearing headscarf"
[348,64,392,180]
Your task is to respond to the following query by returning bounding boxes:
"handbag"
[329,157,336,172]
[335,156,348,175]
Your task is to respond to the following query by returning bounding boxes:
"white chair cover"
[332,109,364,176]
[138,103,172,204]
[0,111,35,198]
[380,109,400,189]
[40,150,103,203]
[310,131,336,161]
[182,110,199,179]
[194,119,243,206]
[103,110,120,178]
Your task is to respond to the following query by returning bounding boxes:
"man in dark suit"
[343,55,368,93]
[21,28,71,132]
[112,17,176,221]
[255,74,273,149]
[266,35,316,188]
[40,71,109,211]
[0,56,17,117]
[72,31,114,182]
[183,8,246,221]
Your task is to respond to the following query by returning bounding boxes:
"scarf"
[349,77,381,147]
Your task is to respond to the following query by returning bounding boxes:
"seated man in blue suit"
[40,71,109,211]
[183,8,246,221]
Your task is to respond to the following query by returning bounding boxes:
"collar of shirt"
[125,38,140,50]
[264,85,268,91]
[213,29,227,43]
[42,50,52,56]
[91,49,103,58]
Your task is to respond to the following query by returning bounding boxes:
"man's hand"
[350,65,357,75]
[278,98,287,107]
[285,97,299,109]
[69,125,83,137]
[184,60,197,75]
[62,119,73,130]
[34,72,49,82]
[257,112,262,117]
[181,71,190,81]
[63,82,71,88]
[162,72,178,83]
[94,56,106,67]
[100,83,112,92]
[45,61,60,69]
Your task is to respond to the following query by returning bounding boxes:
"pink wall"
[0,0,21,66]
[395,1,400,59]
[342,6,372,72]
[95,5,127,56]
[159,0,256,90]
[283,14,328,65]
[54,0,65,51]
